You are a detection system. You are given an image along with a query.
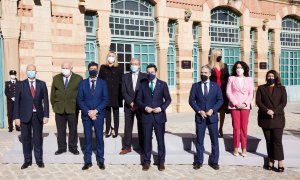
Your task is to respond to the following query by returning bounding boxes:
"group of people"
[5,49,287,173]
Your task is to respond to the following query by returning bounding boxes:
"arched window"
[110,0,156,72]
[209,8,240,71]
[280,17,300,86]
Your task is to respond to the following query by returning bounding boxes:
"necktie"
[91,80,95,95]
[12,80,15,84]
[64,78,69,90]
[149,81,154,93]
[30,81,36,110]
[133,74,137,91]
[204,82,208,97]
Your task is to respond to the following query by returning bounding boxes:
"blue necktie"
[64,78,69,90]
[204,82,208,97]
[91,80,95,95]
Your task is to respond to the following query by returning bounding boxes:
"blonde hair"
[209,49,224,69]
[105,51,119,67]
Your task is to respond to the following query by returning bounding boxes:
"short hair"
[146,64,157,72]
[88,62,98,69]
[231,61,250,77]
[201,65,212,73]
[266,70,282,87]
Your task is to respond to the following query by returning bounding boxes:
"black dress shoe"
[209,163,220,170]
[21,162,32,169]
[193,163,202,170]
[37,162,45,168]
[142,163,150,171]
[8,129,13,132]
[82,163,92,170]
[97,162,105,170]
[16,126,21,131]
[69,149,80,155]
[112,134,118,138]
[55,149,66,155]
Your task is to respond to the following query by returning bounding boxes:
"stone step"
[2,132,300,167]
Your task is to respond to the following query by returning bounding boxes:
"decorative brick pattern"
[19,41,34,49]
[52,13,73,24]
[166,0,203,11]
[20,23,34,32]
[51,29,72,37]
[17,4,33,17]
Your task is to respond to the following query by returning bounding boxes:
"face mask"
[10,75,16,80]
[267,78,275,85]
[201,75,208,82]
[216,56,222,62]
[89,70,98,77]
[27,71,36,79]
[147,73,156,82]
[130,65,139,73]
[236,68,244,76]
[108,57,115,64]
[61,69,71,77]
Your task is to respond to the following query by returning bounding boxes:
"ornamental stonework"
[166,0,203,11]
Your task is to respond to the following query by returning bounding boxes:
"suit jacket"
[189,81,224,124]
[5,80,19,102]
[256,84,287,129]
[226,76,254,109]
[136,78,171,124]
[122,71,147,110]
[13,79,49,123]
[50,73,83,114]
[76,78,109,120]
[98,65,123,107]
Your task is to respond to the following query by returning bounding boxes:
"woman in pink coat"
[226,61,254,157]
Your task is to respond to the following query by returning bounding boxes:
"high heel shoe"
[233,149,239,157]
[105,127,113,138]
[278,166,284,172]
[264,160,274,170]
[218,129,223,138]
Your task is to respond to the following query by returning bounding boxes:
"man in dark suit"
[120,58,147,155]
[5,70,20,132]
[51,62,83,155]
[77,62,109,170]
[189,65,223,170]
[13,64,49,169]
[136,64,171,171]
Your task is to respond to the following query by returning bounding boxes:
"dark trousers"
[105,107,119,135]
[123,107,143,150]
[143,120,165,164]
[21,113,43,163]
[83,117,104,164]
[262,128,284,160]
[7,101,17,130]
[195,119,219,165]
[55,113,78,151]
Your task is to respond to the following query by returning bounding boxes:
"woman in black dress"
[209,49,230,137]
[99,51,123,138]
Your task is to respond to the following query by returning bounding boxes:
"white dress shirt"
[201,80,210,96]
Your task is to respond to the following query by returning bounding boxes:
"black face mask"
[267,79,275,85]
[216,56,222,62]
[201,75,208,82]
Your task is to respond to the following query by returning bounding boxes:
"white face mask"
[236,68,244,76]
[10,75,16,80]
[108,57,115,64]
[61,69,71,77]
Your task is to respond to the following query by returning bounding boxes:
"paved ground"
[0,103,300,179]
